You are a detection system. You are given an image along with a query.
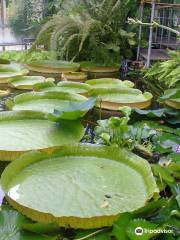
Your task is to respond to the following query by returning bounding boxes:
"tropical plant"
[43,0,65,16]
[95,107,154,156]
[95,107,180,158]
[9,0,43,37]
[143,51,180,96]
[34,0,137,65]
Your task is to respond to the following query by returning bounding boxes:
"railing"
[0,38,36,51]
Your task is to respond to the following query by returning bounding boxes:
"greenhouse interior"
[0,0,179,239]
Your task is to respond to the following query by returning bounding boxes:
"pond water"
[0,89,21,111]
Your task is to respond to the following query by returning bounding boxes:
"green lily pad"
[8,76,55,90]
[48,97,96,120]
[6,91,87,114]
[0,63,29,83]
[34,81,56,91]
[62,72,87,82]
[90,88,152,110]
[1,145,158,229]
[80,62,119,73]
[160,89,180,109]
[86,78,134,88]
[35,82,90,95]
[26,60,80,73]
[57,81,91,95]
[0,111,84,161]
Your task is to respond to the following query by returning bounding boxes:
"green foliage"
[44,0,65,16]
[95,107,155,156]
[0,50,55,63]
[95,107,135,148]
[9,0,42,36]
[34,0,137,65]
[144,51,180,94]
[112,197,180,240]
[0,206,57,240]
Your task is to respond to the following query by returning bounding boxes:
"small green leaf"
[152,164,175,184]
[133,108,167,118]
[176,194,180,208]
[160,89,180,101]
[134,198,167,217]
[0,206,57,240]
[112,213,134,240]
[126,219,158,240]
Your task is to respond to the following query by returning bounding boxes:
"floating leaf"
[89,88,152,110]
[6,91,87,114]
[86,78,134,88]
[1,145,158,229]
[133,108,167,118]
[0,63,29,83]
[160,89,180,109]
[0,111,84,161]
[57,81,91,95]
[8,76,55,90]
[26,60,80,73]
[48,98,96,120]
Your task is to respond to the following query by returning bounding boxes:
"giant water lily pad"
[0,111,84,161]
[26,60,80,73]
[86,78,134,88]
[0,63,29,83]
[6,91,87,114]
[90,88,152,110]
[160,88,180,109]
[62,72,87,82]
[1,145,158,229]
[48,98,96,121]
[35,82,90,96]
[80,62,119,73]
[8,76,55,90]
[57,81,91,95]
